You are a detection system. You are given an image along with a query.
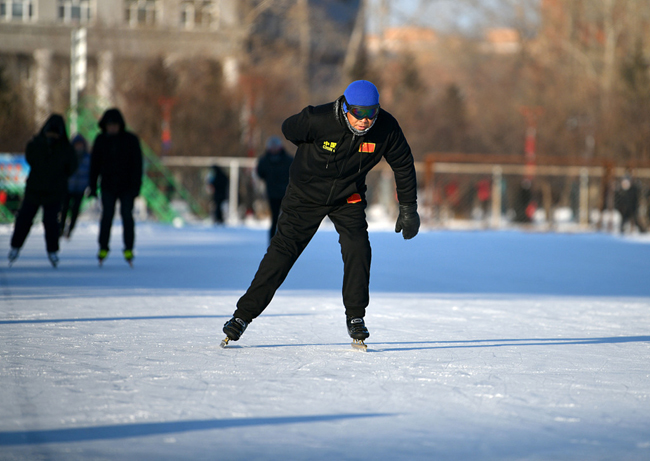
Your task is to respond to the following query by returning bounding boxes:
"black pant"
[99,191,135,251]
[60,191,84,236]
[268,197,283,240]
[213,194,226,224]
[234,188,371,323]
[11,199,61,253]
[620,212,645,233]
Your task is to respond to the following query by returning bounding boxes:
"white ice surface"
[1,222,649,460]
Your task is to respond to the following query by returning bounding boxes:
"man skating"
[8,114,77,267]
[89,108,143,266]
[222,80,419,348]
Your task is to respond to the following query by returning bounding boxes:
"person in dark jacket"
[208,165,229,224]
[616,172,645,233]
[257,135,293,240]
[60,134,91,239]
[8,114,77,267]
[222,80,419,347]
[89,108,143,266]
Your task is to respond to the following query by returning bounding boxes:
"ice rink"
[1,222,649,460]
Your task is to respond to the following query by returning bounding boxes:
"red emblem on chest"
[359,143,376,153]
[347,193,362,204]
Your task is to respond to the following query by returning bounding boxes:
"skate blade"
[220,337,230,348]
[351,339,368,351]
[126,260,134,268]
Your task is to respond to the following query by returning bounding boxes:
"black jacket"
[257,148,293,200]
[210,165,229,200]
[282,97,417,206]
[24,114,77,204]
[89,108,143,196]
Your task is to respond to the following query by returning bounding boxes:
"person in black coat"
[208,165,229,224]
[89,108,143,265]
[616,173,645,233]
[9,114,77,267]
[257,135,293,240]
[222,80,420,346]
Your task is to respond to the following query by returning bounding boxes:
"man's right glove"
[395,203,420,240]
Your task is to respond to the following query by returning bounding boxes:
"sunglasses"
[344,97,380,120]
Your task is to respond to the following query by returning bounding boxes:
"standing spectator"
[516,178,534,223]
[89,108,143,266]
[8,114,77,267]
[257,136,293,240]
[208,165,229,224]
[475,178,491,221]
[221,80,419,348]
[60,134,91,239]
[616,172,645,233]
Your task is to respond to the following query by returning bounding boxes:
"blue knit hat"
[343,80,379,111]
[265,135,283,150]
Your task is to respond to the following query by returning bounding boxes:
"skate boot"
[221,317,248,348]
[123,249,134,267]
[47,252,59,268]
[347,317,369,351]
[98,249,109,266]
[8,247,19,266]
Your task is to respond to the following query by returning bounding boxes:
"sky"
[368,0,539,35]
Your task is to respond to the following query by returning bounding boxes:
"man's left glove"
[395,203,420,240]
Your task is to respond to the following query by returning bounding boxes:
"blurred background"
[0,0,649,232]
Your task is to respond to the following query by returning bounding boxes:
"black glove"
[395,203,420,240]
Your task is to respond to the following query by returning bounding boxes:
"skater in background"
[208,164,228,224]
[257,135,293,240]
[616,171,645,234]
[8,114,77,267]
[89,108,143,266]
[222,80,419,348]
[60,134,91,239]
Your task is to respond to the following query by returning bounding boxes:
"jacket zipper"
[325,134,358,205]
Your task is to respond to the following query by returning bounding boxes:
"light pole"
[70,27,87,134]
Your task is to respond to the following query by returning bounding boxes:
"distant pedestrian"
[208,165,229,224]
[89,108,143,266]
[516,178,534,223]
[257,136,293,240]
[8,114,77,267]
[60,134,91,239]
[475,178,491,221]
[616,172,645,233]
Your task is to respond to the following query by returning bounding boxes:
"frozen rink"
[1,222,649,460]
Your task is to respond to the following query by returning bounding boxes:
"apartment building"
[0,0,243,124]
[0,1,361,127]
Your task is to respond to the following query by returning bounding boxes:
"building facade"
[0,0,362,131]
[0,0,243,124]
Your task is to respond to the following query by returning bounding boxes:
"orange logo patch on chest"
[359,143,376,153]
[347,193,362,204]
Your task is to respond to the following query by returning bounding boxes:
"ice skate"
[221,317,248,348]
[47,252,59,268]
[8,247,19,266]
[347,317,369,351]
[98,249,109,267]
[123,249,134,267]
